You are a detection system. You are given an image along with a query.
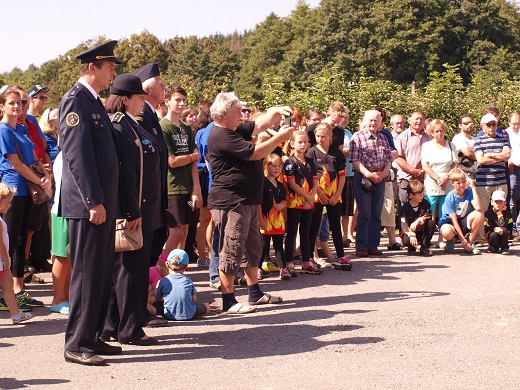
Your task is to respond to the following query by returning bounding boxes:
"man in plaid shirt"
[350,110,393,257]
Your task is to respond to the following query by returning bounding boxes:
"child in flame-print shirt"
[306,123,350,271]
[283,130,318,278]
[258,154,287,280]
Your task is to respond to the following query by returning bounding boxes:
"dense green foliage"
[2,0,519,133]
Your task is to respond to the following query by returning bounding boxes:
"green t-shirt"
[160,118,196,195]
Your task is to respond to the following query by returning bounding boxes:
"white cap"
[491,190,506,202]
[481,113,498,124]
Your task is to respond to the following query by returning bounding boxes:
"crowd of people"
[0,40,519,366]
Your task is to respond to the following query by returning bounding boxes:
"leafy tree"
[116,31,168,75]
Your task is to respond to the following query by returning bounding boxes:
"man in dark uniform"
[58,40,122,366]
[132,63,169,268]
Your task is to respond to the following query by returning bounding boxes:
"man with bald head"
[349,110,393,257]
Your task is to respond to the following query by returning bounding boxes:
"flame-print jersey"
[283,155,317,209]
[306,145,346,203]
[260,177,287,235]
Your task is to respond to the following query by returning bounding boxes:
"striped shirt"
[474,135,509,186]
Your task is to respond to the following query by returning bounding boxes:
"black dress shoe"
[94,341,122,355]
[64,350,106,366]
[99,334,118,342]
[126,336,159,346]
[144,316,168,328]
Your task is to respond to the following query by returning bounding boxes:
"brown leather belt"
[368,167,383,172]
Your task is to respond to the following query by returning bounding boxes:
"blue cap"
[167,249,189,265]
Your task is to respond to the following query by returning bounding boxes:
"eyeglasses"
[485,122,498,127]
[461,121,473,125]
[32,95,48,101]
[241,109,251,114]
[21,99,28,106]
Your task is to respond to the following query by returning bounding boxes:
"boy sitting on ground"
[438,168,484,255]
[484,190,513,255]
[399,180,436,256]
[155,249,211,320]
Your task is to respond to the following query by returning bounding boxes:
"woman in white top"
[421,119,459,229]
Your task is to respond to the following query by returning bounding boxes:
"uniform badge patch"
[66,112,80,127]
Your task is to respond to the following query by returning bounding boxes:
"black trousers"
[65,219,115,353]
[488,228,509,250]
[285,208,313,263]
[309,203,344,258]
[149,225,168,267]
[402,220,436,249]
[103,230,153,343]
[3,196,32,278]
[261,234,286,268]
[29,206,51,266]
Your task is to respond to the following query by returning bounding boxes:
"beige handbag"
[115,125,144,252]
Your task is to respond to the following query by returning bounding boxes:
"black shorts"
[29,202,48,231]
[442,216,470,235]
[166,194,200,228]
[341,176,355,216]
[198,168,209,207]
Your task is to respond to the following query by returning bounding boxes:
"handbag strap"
[128,124,144,205]
[13,136,25,164]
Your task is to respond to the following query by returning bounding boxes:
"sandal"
[50,301,70,315]
[12,311,33,324]
[387,243,403,251]
[226,302,257,314]
[249,293,283,305]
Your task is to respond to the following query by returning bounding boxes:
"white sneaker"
[314,258,332,268]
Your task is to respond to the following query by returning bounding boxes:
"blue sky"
[3,0,320,73]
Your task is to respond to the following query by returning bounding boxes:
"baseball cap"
[481,113,498,124]
[491,190,506,202]
[167,249,189,265]
[28,85,49,97]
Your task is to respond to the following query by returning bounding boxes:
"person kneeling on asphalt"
[438,168,484,255]
[399,180,436,256]
[484,190,513,255]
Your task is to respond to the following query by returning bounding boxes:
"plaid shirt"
[350,129,393,170]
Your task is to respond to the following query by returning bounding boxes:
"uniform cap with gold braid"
[75,40,122,64]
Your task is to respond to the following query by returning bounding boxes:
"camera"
[284,117,296,127]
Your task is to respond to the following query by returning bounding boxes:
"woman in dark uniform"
[102,74,163,345]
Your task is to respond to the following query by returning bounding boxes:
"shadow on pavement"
[0,378,70,389]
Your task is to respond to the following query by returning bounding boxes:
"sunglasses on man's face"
[32,95,48,101]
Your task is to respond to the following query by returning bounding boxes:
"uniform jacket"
[58,82,121,219]
[136,102,168,226]
[112,112,163,233]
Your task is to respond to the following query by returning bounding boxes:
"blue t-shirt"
[156,273,197,320]
[44,134,59,163]
[0,123,36,196]
[196,122,214,189]
[438,188,474,226]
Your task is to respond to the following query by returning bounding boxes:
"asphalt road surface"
[1,238,519,390]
